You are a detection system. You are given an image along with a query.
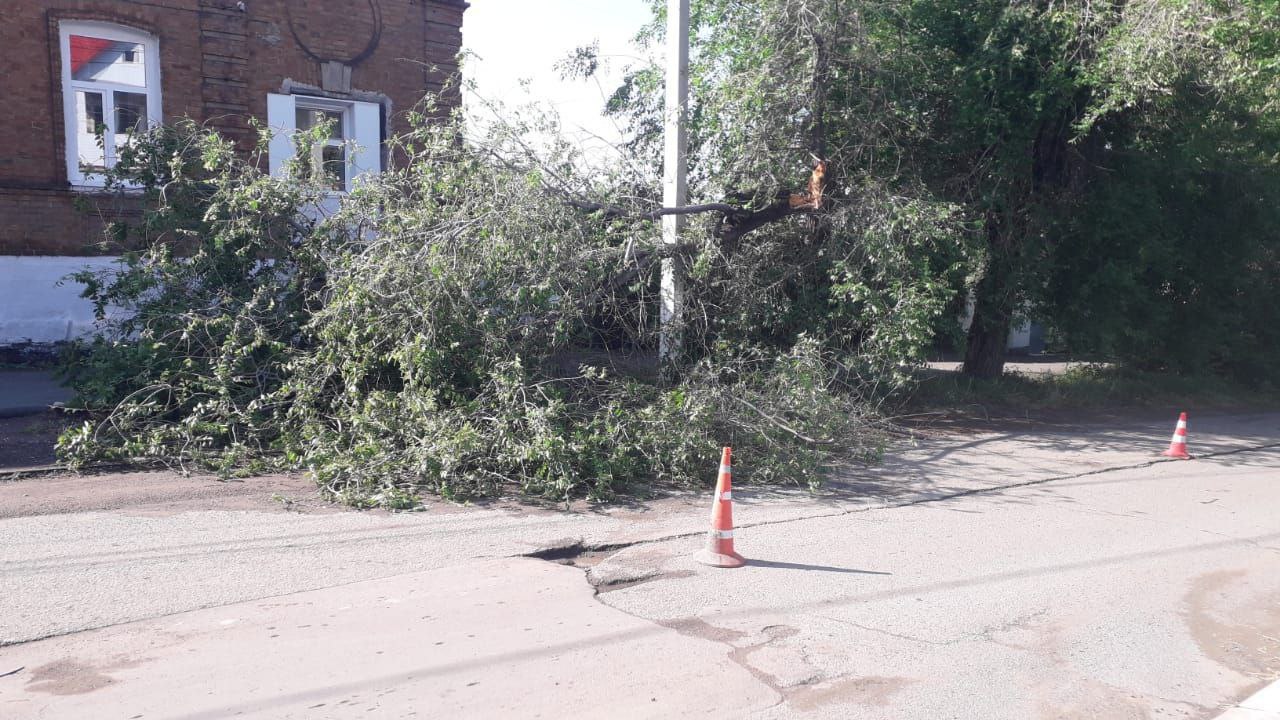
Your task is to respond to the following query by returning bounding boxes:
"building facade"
[0,0,465,348]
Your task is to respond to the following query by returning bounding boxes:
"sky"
[461,0,655,153]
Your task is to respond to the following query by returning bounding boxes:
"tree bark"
[962,213,1016,379]
[962,296,1010,379]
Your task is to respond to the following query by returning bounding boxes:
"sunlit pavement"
[2,413,1278,719]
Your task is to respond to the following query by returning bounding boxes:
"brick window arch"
[58,21,162,188]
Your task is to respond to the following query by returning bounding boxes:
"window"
[266,94,382,193]
[59,22,162,187]
[295,104,349,191]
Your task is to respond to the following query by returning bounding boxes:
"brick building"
[0,0,465,348]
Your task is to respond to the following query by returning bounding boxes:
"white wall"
[1006,320,1033,350]
[960,295,1034,351]
[0,256,123,344]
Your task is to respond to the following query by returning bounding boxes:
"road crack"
[816,615,951,646]
[517,440,1280,581]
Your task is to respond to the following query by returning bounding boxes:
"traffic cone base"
[696,550,746,568]
[1161,412,1191,459]
[696,448,746,569]
[696,531,746,568]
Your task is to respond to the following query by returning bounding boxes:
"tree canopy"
[595,0,1280,379]
[57,1,1280,504]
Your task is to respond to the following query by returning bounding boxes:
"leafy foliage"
[59,0,1280,506]
[58,121,330,474]
[58,108,941,503]
[598,0,1280,381]
[1044,79,1280,381]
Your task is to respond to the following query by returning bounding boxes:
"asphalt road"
[1,412,1278,718]
[599,448,1280,718]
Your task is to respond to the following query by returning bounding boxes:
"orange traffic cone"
[695,447,746,568]
[1161,412,1191,459]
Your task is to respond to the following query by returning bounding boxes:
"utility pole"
[659,0,689,362]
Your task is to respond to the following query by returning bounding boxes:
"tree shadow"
[747,559,891,575]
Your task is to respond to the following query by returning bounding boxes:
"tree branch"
[716,194,809,249]
[570,193,818,251]
[567,198,742,221]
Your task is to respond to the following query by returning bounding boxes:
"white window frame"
[266,93,383,194]
[58,21,163,189]
[294,96,353,192]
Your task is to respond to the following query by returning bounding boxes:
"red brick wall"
[0,0,465,255]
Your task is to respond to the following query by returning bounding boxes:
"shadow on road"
[747,559,892,575]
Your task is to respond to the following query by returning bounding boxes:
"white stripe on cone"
[720,491,732,501]
[714,529,734,539]
[719,464,732,474]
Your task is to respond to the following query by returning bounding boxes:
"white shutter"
[266,93,297,178]
[349,100,383,186]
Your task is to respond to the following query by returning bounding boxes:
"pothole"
[522,537,686,592]
[597,569,695,593]
[522,537,630,568]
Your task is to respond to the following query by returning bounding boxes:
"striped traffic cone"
[1161,412,1191,459]
[695,447,746,568]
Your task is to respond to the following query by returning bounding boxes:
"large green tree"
[605,0,1280,379]
[1045,1,1280,379]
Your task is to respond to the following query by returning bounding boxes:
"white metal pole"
[659,0,689,362]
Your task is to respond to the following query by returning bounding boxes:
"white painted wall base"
[1006,320,1033,350]
[960,295,1035,351]
[0,256,123,345]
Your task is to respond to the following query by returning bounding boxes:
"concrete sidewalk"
[0,370,71,418]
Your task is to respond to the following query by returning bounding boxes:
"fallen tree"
[58,106,964,505]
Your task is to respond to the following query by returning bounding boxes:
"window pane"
[70,35,146,87]
[321,144,346,190]
[76,90,107,173]
[114,92,149,134]
[295,107,344,141]
[81,91,105,130]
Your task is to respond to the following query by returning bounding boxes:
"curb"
[1216,678,1280,719]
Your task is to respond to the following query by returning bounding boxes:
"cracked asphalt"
[1,412,1279,718]
[596,449,1280,718]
